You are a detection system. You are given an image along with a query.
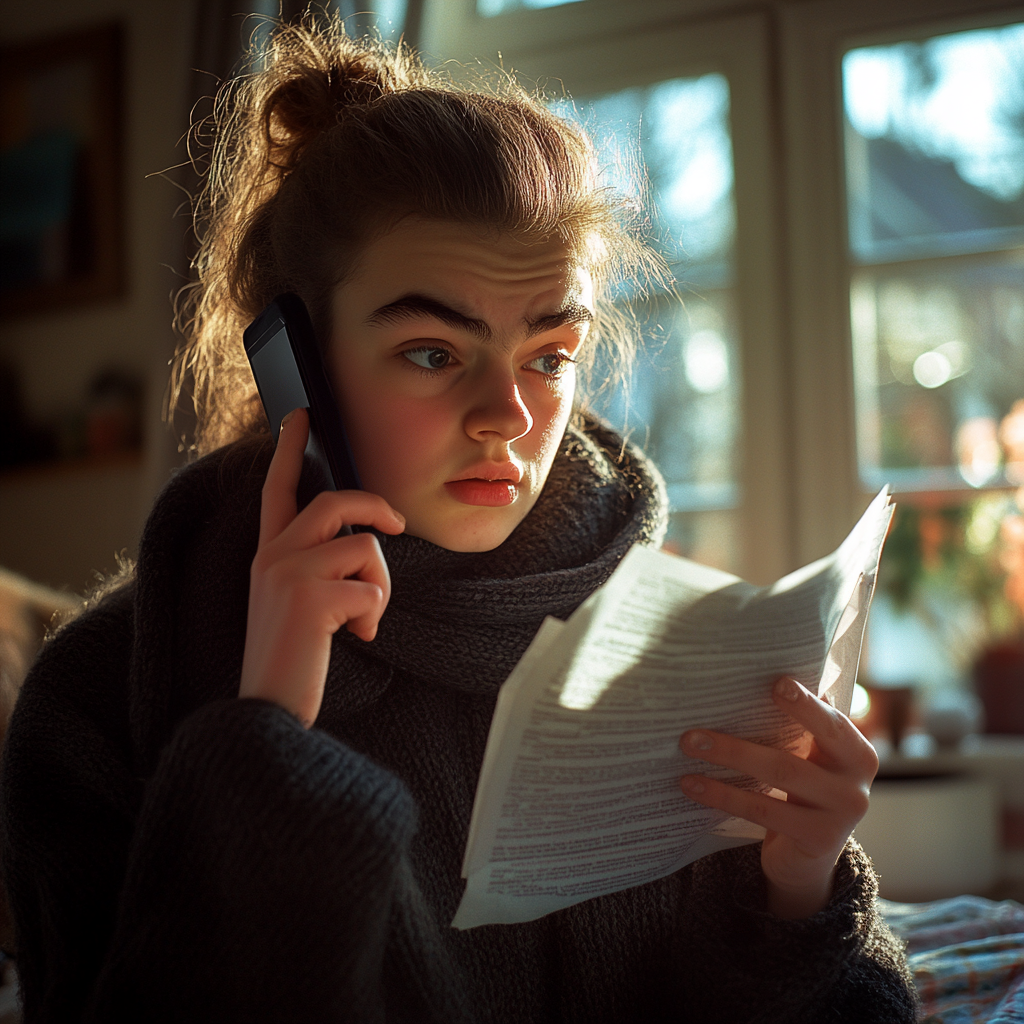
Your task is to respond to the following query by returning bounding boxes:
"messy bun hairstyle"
[171,10,661,455]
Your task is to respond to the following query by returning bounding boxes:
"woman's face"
[328,219,593,552]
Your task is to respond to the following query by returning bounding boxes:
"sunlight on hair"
[170,9,664,455]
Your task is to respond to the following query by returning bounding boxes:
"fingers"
[259,407,308,547]
[306,577,389,643]
[244,409,405,728]
[279,490,406,550]
[678,676,876,807]
[678,676,879,910]
[680,728,847,808]
[771,677,878,776]
[259,406,405,550]
[678,674,876,863]
[239,577,387,722]
[270,531,393,635]
[679,775,839,857]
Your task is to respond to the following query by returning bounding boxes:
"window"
[844,24,1024,493]
[837,22,1024,690]
[554,75,741,568]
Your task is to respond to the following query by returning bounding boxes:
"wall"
[0,0,196,591]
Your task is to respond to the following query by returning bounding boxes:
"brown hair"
[171,10,663,455]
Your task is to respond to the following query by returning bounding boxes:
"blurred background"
[0,0,1022,906]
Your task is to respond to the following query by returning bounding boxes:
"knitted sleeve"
[0,587,418,1024]
[671,839,918,1023]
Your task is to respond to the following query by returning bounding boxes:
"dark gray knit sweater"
[0,420,916,1023]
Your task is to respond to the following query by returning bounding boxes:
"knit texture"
[1,419,916,1023]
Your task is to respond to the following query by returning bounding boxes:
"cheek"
[343,388,455,495]
[529,379,575,460]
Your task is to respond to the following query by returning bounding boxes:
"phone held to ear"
[244,294,362,532]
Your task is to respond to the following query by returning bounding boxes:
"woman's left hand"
[679,676,879,920]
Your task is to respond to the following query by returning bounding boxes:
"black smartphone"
[244,293,362,498]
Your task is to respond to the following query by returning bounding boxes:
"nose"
[463,362,534,443]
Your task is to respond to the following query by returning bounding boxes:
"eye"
[525,352,576,377]
[404,346,454,371]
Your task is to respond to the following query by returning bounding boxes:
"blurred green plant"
[880,397,1024,648]
[879,495,1023,641]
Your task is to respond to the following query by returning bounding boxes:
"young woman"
[0,16,916,1023]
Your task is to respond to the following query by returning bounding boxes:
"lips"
[445,480,517,506]
[447,461,523,485]
[445,461,523,507]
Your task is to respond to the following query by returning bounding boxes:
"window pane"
[845,23,1024,491]
[554,75,735,281]
[285,2,409,43]
[853,252,1024,490]
[554,75,740,570]
[843,23,1024,264]
[477,0,584,16]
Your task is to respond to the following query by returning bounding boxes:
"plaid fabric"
[880,896,1024,1023]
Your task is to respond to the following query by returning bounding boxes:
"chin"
[410,528,513,553]
[441,535,510,553]
[406,510,523,553]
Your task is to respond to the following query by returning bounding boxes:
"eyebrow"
[364,293,593,342]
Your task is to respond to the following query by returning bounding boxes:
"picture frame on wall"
[0,23,124,318]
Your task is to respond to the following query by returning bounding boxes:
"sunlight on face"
[329,219,594,552]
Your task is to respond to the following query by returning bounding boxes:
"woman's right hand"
[239,408,406,727]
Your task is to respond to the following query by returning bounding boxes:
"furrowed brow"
[365,294,491,341]
[525,301,594,339]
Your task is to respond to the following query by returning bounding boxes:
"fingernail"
[393,509,406,525]
[681,776,705,795]
[776,677,800,702]
[685,730,714,751]
[280,409,296,432]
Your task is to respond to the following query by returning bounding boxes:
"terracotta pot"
[861,685,916,749]
[973,641,1024,735]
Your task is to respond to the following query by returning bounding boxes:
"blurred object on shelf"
[51,408,87,462]
[0,362,143,472]
[85,367,142,458]
[999,399,1024,486]
[860,683,917,750]
[974,641,1024,736]
[867,399,1024,734]
[922,688,985,748]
